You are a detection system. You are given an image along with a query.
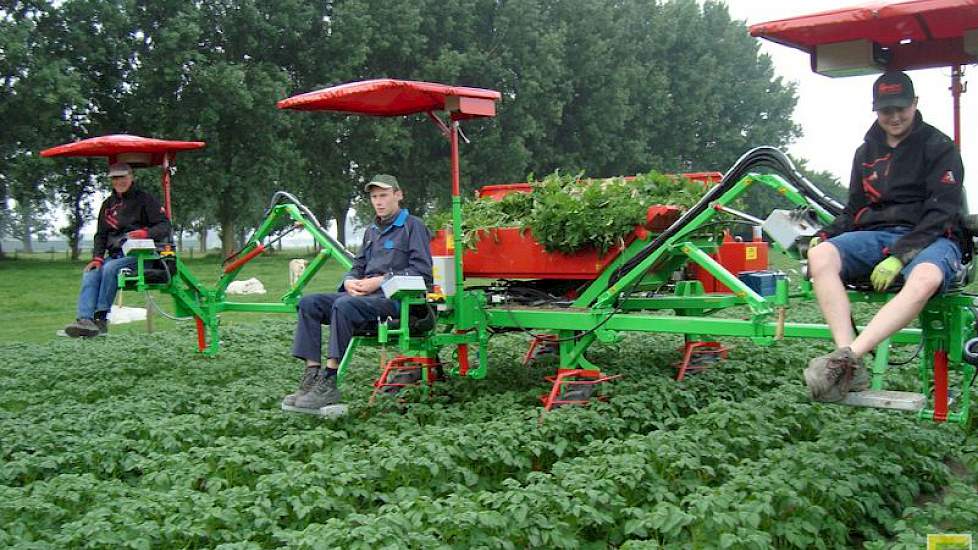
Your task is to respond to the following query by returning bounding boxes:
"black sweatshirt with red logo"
[92,186,171,260]
[819,111,966,264]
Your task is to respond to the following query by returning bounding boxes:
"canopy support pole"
[951,64,965,148]
[161,152,173,220]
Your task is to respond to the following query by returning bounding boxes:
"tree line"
[1,0,831,258]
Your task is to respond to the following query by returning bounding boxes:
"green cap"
[364,174,400,192]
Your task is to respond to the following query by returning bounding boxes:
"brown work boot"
[804,347,860,402]
[64,318,100,338]
[283,366,320,407]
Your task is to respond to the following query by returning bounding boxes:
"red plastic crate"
[475,172,722,202]
[476,183,532,201]
[430,205,681,280]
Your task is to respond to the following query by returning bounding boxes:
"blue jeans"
[76,256,137,320]
[827,227,963,293]
[291,291,399,363]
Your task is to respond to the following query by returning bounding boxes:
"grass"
[0,250,348,344]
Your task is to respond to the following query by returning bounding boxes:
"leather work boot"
[282,366,320,407]
[94,318,109,336]
[64,318,100,338]
[294,372,341,408]
[804,347,860,402]
[849,361,870,393]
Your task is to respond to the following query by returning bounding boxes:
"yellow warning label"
[745,246,757,261]
[927,534,972,550]
[445,233,455,252]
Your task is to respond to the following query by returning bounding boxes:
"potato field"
[2,307,977,549]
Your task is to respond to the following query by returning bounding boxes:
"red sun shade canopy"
[41,134,206,165]
[277,78,501,118]
[749,0,978,71]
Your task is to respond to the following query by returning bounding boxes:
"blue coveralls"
[291,209,433,363]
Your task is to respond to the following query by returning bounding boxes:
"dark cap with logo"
[872,71,915,111]
[363,174,400,192]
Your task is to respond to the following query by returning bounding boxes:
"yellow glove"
[809,236,821,250]
[870,256,903,292]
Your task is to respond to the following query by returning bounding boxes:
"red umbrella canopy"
[40,134,206,166]
[277,79,501,118]
[750,0,978,71]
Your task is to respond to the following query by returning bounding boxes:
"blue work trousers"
[76,255,137,320]
[291,291,399,363]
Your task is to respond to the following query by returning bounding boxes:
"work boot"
[282,366,320,407]
[849,361,870,393]
[64,318,100,338]
[294,371,341,408]
[804,347,860,403]
[94,314,109,336]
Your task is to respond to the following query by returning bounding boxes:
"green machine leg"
[871,338,890,391]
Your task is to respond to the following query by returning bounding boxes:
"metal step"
[840,390,926,412]
[281,402,348,418]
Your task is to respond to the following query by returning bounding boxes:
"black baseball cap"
[872,71,915,111]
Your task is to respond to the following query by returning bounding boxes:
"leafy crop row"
[1,308,975,548]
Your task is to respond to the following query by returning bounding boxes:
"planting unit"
[42,74,976,425]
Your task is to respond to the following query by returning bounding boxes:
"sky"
[722,0,977,205]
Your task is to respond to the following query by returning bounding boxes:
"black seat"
[120,257,176,289]
[844,264,969,294]
[352,303,436,337]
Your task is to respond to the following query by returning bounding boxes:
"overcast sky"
[723,0,976,205]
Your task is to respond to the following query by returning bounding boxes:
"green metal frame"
[116,171,975,425]
[118,202,353,356]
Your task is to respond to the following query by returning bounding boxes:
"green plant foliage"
[428,170,705,254]
[1,303,975,548]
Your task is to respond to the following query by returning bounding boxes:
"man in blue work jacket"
[286,174,433,409]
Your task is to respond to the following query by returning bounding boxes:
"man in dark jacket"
[285,174,433,409]
[805,71,966,402]
[63,162,171,337]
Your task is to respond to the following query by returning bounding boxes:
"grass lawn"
[0,250,348,344]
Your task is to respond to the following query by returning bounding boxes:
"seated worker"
[286,174,433,408]
[805,71,966,402]
[63,162,171,337]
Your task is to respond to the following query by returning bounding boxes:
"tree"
[0,1,81,256]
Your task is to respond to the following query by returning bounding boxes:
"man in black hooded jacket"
[63,162,171,337]
[804,71,966,402]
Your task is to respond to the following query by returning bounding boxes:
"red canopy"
[41,134,206,165]
[277,79,501,118]
[749,0,978,70]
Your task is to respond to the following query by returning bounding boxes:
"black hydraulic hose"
[266,191,355,263]
[608,147,843,288]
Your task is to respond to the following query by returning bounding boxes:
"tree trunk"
[220,217,236,258]
[20,225,33,253]
[177,229,184,251]
[18,204,33,253]
[331,203,348,246]
[67,193,85,260]
[198,228,208,253]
